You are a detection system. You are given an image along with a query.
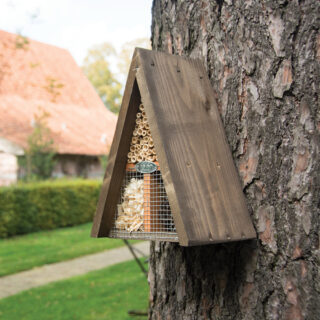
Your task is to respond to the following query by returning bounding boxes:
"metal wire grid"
[109,168,178,242]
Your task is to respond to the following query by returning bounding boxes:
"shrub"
[19,109,56,181]
[0,179,101,238]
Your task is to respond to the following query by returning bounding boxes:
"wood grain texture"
[92,47,256,245]
[135,48,256,245]
[91,53,140,237]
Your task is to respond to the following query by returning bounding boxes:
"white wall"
[0,137,24,155]
[0,152,18,186]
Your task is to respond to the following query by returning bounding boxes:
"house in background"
[0,30,117,186]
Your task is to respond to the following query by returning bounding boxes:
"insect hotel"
[91,48,256,246]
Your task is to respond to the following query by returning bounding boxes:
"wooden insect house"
[91,48,256,246]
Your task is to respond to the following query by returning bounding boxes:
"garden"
[0,179,148,319]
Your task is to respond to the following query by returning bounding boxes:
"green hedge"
[0,180,101,238]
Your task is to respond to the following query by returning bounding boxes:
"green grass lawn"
[0,259,149,320]
[0,223,135,277]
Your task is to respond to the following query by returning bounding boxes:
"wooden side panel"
[91,54,140,237]
[136,48,256,245]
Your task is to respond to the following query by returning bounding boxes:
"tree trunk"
[148,1,320,319]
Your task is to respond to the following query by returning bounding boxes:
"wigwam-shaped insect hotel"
[91,48,256,246]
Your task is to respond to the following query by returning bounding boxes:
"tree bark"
[149,1,320,319]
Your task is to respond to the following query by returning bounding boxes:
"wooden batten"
[91,48,256,246]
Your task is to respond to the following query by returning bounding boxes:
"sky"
[0,0,152,66]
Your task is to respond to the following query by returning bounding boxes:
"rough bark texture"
[149,1,320,319]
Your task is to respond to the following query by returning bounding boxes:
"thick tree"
[148,1,319,319]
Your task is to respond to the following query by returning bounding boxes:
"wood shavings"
[115,178,144,232]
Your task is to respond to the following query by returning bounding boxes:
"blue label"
[135,161,157,174]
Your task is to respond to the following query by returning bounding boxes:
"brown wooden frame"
[91,48,256,246]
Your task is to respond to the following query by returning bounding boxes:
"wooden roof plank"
[91,53,140,237]
[135,48,256,245]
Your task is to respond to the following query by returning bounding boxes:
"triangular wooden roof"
[92,48,256,246]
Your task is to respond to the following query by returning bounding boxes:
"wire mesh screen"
[109,103,178,242]
[109,165,178,241]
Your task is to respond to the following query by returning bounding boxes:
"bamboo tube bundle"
[131,137,138,144]
[120,103,168,235]
[127,103,158,164]
[148,155,157,162]
[137,128,144,136]
[143,151,150,159]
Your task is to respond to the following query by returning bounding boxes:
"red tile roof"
[0,30,117,156]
